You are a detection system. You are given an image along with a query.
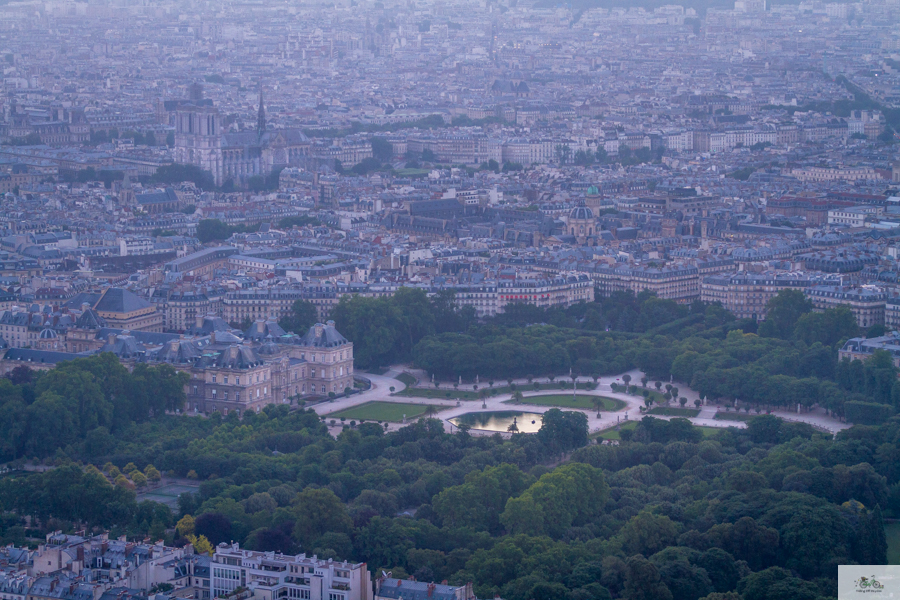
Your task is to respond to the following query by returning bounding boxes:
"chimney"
[427,583,435,597]
[196,315,204,329]
[76,546,84,563]
[314,323,324,337]
[107,333,116,345]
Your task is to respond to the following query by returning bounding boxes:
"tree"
[737,567,820,600]
[622,374,632,387]
[197,219,233,243]
[619,512,679,556]
[554,144,572,165]
[176,514,196,537]
[624,555,673,600]
[679,397,688,407]
[500,463,608,538]
[371,136,394,162]
[537,409,589,454]
[573,150,594,166]
[144,464,161,482]
[512,390,524,404]
[187,534,214,556]
[6,365,33,385]
[279,299,318,335]
[292,488,352,548]
[195,512,233,545]
[794,306,859,346]
[758,290,813,339]
[151,163,215,190]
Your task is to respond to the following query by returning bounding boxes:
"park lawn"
[887,522,900,564]
[506,394,625,411]
[393,168,431,177]
[598,420,637,440]
[648,407,701,417]
[326,401,431,422]
[698,426,725,438]
[395,373,417,386]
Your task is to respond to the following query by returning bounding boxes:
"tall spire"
[257,86,266,135]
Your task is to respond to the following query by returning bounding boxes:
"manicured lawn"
[505,394,625,411]
[648,407,701,417]
[598,420,637,440]
[714,412,756,422]
[393,168,431,178]
[698,426,724,438]
[326,401,434,422]
[395,373,417,386]
[886,522,900,564]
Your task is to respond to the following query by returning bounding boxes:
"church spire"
[257,86,266,135]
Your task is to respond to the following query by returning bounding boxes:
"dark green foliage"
[331,288,475,369]
[279,299,318,335]
[150,163,216,190]
[277,215,321,229]
[844,401,894,425]
[6,289,900,599]
[196,219,261,243]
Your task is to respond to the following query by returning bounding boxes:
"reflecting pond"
[450,411,543,433]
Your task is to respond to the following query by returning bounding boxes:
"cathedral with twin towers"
[173,87,311,187]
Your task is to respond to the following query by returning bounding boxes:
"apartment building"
[450,283,499,317]
[701,272,818,320]
[827,205,882,227]
[593,263,700,302]
[805,285,886,329]
[211,543,371,600]
[167,290,225,332]
[497,273,594,311]
[790,166,881,183]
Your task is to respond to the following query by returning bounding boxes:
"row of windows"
[212,373,268,384]
[212,568,240,580]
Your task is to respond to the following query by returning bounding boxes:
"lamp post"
[571,367,576,402]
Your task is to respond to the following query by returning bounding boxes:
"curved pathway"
[319,367,851,437]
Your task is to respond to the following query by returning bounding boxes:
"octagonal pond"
[450,411,543,433]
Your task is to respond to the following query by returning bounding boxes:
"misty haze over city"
[0,0,897,599]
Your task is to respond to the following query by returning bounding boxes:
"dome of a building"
[569,206,594,220]
[39,328,58,339]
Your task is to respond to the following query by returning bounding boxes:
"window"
[224,391,229,400]
[211,389,217,398]
[328,594,344,600]
[224,376,228,384]
[212,375,217,383]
